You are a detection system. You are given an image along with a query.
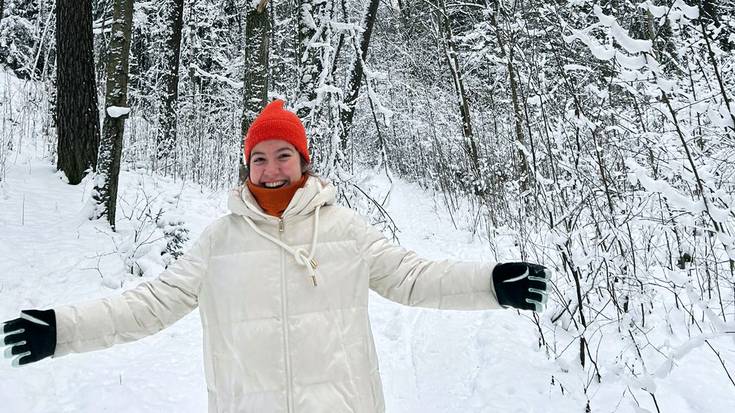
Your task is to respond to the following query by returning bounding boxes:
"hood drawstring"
[241,205,322,287]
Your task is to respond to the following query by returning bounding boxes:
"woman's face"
[249,140,303,188]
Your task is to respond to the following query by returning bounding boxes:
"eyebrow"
[251,147,295,156]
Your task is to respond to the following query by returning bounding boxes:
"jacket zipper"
[278,217,294,412]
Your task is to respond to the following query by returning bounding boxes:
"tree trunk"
[507,49,528,185]
[93,0,134,230]
[55,0,100,185]
[296,0,329,119]
[339,0,379,151]
[156,0,186,164]
[239,0,271,184]
[490,2,529,190]
[434,0,479,175]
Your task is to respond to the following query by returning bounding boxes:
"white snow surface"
[1,153,734,412]
[106,106,131,118]
[0,156,534,412]
[593,6,652,54]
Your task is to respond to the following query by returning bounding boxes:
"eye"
[252,157,265,164]
[278,153,292,160]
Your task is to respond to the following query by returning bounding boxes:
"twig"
[705,339,735,388]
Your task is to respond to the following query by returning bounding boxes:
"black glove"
[492,262,550,312]
[2,309,57,366]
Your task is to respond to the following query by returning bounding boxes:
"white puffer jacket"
[54,177,501,412]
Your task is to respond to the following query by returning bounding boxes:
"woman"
[3,100,550,412]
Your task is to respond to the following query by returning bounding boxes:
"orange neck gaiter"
[246,175,309,217]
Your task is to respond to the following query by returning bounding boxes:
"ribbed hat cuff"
[246,122,309,162]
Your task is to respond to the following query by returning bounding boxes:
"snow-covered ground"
[0,151,563,412]
[3,152,733,412]
[1,74,734,413]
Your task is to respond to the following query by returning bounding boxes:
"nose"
[262,160,280,176]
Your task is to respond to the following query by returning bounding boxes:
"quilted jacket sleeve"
[53,223,215,357]
[353,213,502,310]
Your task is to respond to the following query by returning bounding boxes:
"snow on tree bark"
[295,0,329,120]
[339,0,379,153]
[93,0,134,230]
[293,0,349,176]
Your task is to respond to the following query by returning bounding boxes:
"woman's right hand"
[2,309,57,366]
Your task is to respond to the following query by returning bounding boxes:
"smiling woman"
[246,140,309,217]
[249,141,303,188]
[2,99,550,413]
[243,100,313,217]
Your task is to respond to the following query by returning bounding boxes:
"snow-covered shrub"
[159,215,189,261]
[112,178,190,278]
[500,2,735,409]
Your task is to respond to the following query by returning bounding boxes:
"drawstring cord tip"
[310,259,318,287]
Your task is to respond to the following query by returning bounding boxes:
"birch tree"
[93,0,134,229]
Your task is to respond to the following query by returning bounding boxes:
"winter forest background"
[1,0,735,411]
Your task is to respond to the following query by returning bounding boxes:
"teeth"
[264,180,286,188]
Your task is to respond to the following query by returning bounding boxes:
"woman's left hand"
[491,262,551,312]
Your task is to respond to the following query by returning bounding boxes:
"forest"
[1,0,734,411]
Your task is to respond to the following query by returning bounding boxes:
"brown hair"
[300,156,314,176]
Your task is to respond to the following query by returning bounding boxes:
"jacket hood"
[228,175,337,221]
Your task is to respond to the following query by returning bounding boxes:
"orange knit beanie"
[244,100,309,163]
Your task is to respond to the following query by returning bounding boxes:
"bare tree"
[93,0,134,229]
[433,0,479,176]
[489,1,529,189]
[339,0,379,152]
[55,0,99,184]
